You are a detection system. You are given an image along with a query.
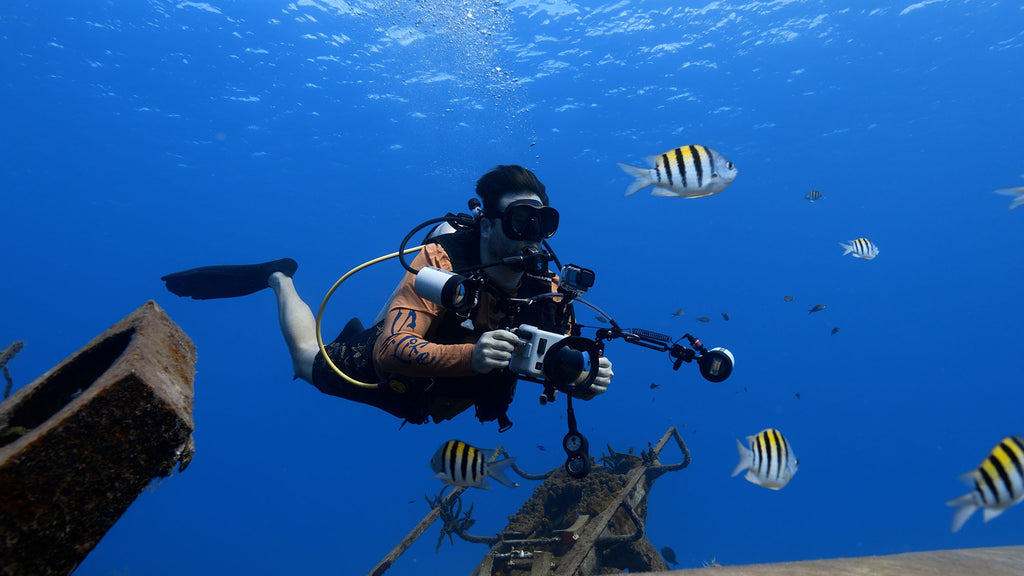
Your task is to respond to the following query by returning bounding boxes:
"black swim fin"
[338,317,365,341]
[161,258,298,300]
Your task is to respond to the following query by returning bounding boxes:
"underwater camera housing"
[510,324,602,397]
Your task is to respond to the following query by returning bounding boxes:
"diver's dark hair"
[476,165,549,215]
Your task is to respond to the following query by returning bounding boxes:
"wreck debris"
[0,301,196,576]
[1,340,25,399]
[471,427,691,576]
[369,427,691,576]
[368,447,514,576]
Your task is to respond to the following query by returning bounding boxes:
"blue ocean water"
[3,1,1023,574]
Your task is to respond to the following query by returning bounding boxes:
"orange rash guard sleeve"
[372,244,477,378]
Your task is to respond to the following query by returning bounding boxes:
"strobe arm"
[595,327,706,372]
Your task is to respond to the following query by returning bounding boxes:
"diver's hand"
[586,357,614,398]
[471,329,519,374]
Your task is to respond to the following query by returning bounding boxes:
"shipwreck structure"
[0,301,197,576]
[370,426,692,576]
[368,427,1024,576]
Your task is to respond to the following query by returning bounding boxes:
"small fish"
[721,312,730,321]
[661,546,679,566]
[430,440,518,489]
[650,383,660,389]
[696,316,711,323]
[808,304,826,314]
[994,186,1024,210]
[671,308,685,317]
[536,444,547,452]
[732,428,799,490]
[594,315,608,324]
[804,189,824,202]
[839,238,879,260]
[784,295,794,302]
[831,327,839,336]
[618,145,738,198]
[947,436,1024,533]
[795,393,801,399]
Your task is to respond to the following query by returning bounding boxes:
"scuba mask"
[487,200,560,242]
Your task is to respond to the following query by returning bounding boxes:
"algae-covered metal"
[0,301,196,576]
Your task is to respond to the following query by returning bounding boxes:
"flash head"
[698,347,734,383]
[413,266,474,314]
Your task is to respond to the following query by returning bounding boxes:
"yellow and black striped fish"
[618,145,738,198]
[804,189,824,202]
[946,436,1024,532]
[732,428,799,490]
[993,180,1024,210]
[839,238,879,260]
[430,440,518,489]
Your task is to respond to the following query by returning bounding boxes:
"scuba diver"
[162,165,615,432]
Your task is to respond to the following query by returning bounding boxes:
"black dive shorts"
[311,320,431,423]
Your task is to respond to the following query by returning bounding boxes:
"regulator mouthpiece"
[521,246,552,275]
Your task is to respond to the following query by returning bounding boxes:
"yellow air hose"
[315,245,424,389]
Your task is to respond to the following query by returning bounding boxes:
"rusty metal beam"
[369,448,510,576]
[367,485,470,576]
[0,301,196,576]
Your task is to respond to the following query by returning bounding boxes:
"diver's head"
[477,165,559,247]
[476,166,559,288]
[476,165,550,215]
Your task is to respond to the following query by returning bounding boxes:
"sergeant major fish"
[840,238,879,260]
[946,436,1024,533]
[732,428,799,490]
[618,145,738,198]
[431,439,518,489]
[994,186,1024,210]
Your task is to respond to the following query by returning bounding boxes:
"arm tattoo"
[387,310,436,366]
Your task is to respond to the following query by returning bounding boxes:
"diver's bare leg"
[268,272,317,383]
